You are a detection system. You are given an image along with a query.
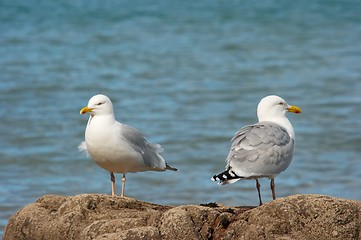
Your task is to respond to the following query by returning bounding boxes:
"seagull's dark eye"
[96,102,105,106]
[279,102,284,106]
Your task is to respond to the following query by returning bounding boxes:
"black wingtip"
[212,168,242,183]
[166,163,178,171]
[211,175,220,182]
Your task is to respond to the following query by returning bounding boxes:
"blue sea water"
[1,0,361,235]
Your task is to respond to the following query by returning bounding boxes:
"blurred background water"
[1,0,361,235]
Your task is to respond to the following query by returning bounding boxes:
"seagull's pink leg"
[110,172,116,196]
[121,174,126,197]
[256,179,263,206]
[270,178,276,200]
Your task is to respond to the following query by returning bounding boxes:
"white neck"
[258,115,295,140]
[87,113,115,127]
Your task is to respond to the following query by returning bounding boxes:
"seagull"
[79,94,177,197]
[212,95,301,205]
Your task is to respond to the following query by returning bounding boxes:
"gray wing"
[120,123,166,169]
[226,121,294,176]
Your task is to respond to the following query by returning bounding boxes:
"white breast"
[85,116,147,173]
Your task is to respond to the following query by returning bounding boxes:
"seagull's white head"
[80,94,114,116]
[257,95,301,122]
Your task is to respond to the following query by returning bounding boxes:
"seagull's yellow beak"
[287,105,302,114]
[80,106,93,114]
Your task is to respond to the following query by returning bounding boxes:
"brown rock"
[3,194,361,240]
[227,195,361,240]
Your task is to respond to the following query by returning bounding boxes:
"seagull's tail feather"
[212,168,243,185]
[78,141,90,157]
[147,143,177,171]
[149,143,164,153]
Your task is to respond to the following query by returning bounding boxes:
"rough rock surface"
[3,194,361,240]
